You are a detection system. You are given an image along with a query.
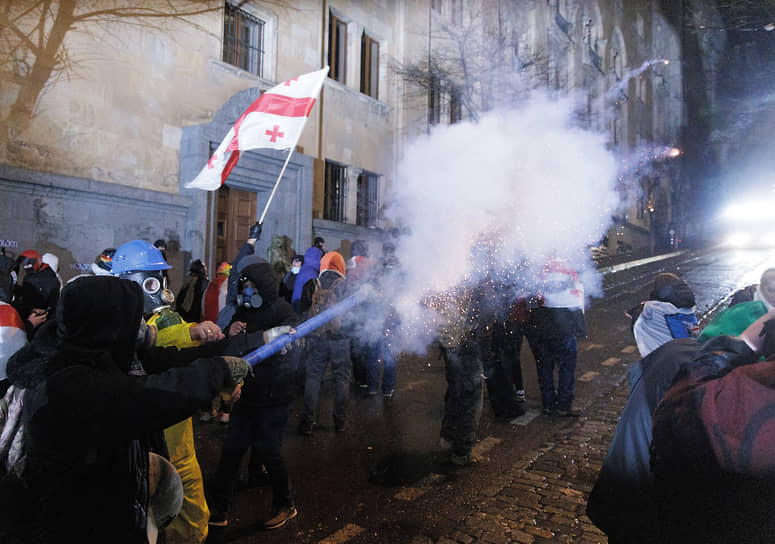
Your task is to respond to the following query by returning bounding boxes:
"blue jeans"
[530,333,578,411]
[367,337,397,394]
[303,335,351,425]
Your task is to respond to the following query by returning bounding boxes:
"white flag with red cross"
[186,66,329,191]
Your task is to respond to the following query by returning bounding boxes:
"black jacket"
[586,338,702,543]
[1,276,231,543]
[225,263,298,407]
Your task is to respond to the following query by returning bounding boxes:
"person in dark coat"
[12,250,60,341]
[298,251,351,434]
[0,276,244,543]
[211,262,299,530]
[527,258,586,417]
[280,254,303,304]
[176,259,208,323]
[291,246,323,315]
[585,337,700,543]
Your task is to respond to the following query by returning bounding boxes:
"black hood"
[241,263,279,305]
[55,276,144,373]
[650,273,696,309]
[14,267,60,315]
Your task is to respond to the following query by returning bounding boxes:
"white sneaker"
[515,389,526,403]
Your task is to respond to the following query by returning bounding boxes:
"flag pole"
[258,147,295,225]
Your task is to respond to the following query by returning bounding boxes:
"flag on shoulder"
[186,66,329,191]
[0,300,26,380]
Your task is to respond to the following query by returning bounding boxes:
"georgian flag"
[541,259,585,310]
[0,301,26,380]
[186,66,329,190]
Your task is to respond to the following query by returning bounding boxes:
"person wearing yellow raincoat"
[113,240,224,543]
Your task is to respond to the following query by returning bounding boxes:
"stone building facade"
[0,0,689,286]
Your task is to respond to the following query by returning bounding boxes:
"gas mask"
[237,276,263,309]
[121,270,175,314]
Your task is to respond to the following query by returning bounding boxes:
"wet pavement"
[193,247,775,544]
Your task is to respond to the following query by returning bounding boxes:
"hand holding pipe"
[242,289,367,366]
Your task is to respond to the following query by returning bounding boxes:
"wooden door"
[214,186,257,265]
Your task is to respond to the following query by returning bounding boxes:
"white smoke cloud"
[376,92,620,352]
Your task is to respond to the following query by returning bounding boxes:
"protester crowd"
[2,227,774,543]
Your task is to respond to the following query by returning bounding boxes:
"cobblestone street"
[438,371,630,544]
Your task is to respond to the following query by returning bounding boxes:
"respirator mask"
[237,276,263,309]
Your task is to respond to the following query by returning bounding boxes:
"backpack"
[651,351,775,542]
[308,277,344,334]
[0,385,26,479]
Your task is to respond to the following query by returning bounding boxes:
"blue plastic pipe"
[243,290,364,366]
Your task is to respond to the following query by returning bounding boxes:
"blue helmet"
[112,240,172,275]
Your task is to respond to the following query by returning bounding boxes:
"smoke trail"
[605,59,670,102]
[374,92,620,353]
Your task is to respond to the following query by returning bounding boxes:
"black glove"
[249,222,262,240]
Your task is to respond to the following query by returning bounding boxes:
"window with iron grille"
[357,171,379,227]
[360,33,379,99]
[329,12,347,83]
[324,161,347,222]
[222,3,265,77]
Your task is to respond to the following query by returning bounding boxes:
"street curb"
[597,250,685,275]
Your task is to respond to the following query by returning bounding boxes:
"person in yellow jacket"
[113,240,224,543]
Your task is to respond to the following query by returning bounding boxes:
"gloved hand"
[220,356,253,387]
[248,222,262,241]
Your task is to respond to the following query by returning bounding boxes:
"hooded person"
[291,245,323,315]
[212,261,300,530]
[298,251,352,435]
[280,254,304,304]
[0,276,249,543]
[12,264,60,341]
[215,222,263,330]
[629,273,698,358]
